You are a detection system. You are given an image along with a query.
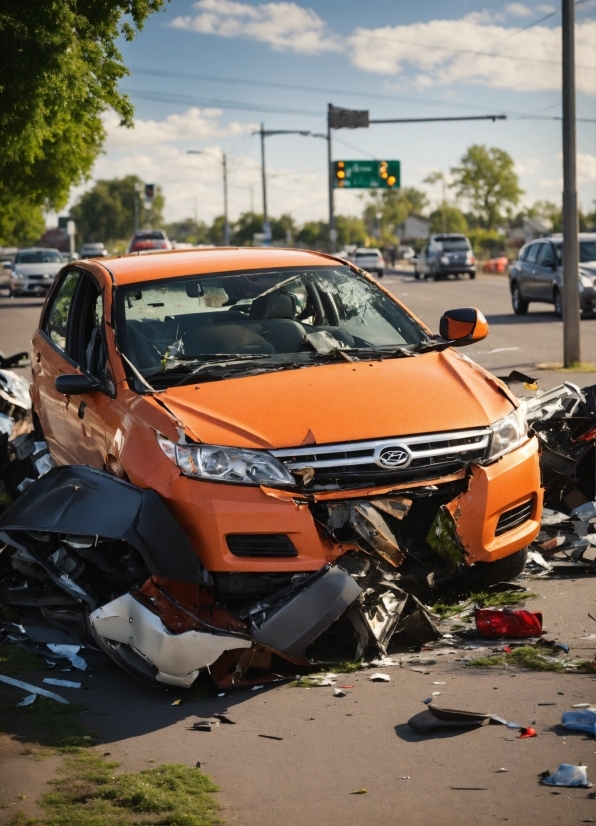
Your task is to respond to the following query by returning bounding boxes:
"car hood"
[580,262,596,276]
[158,349,514,450]
[14,263,62,275]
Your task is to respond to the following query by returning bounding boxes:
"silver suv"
[509,233,596,317]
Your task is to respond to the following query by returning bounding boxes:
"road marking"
[488,347,520,354]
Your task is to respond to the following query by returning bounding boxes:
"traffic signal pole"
[223,153,230,246]
[327,104,336,254]
[259,123,268,224]
[562,0,580,366]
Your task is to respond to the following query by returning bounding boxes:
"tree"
[164,218,211,246]
[429,205,468,235]
[0,1,167,217]
[295,221,328,250]
[450,145,523,230]
[0,200,45,247]
[336,215,367,247]
[70,176,165,243]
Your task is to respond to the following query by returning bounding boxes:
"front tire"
[554,287,563,318]
[511,283,528,315]
[465,548,528,588]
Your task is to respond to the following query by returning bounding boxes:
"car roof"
[549,233,596,241]
[96,247,346,286]
[354,247,380,253]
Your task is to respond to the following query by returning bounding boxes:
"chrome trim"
[270,428,491,471]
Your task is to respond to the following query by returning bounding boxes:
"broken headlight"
[157,435,294,486]
[488,409,528,461]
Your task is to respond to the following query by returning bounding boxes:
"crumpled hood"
[158,349,514,450]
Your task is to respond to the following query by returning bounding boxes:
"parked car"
[509,233,596,317]
[398,246,416,261]
[353,247,385,277]
[8,248,65,297]
[414,234,476,280]
[80,242,109,259]
[127,229,172,253]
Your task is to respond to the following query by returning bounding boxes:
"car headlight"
[579,271,593,291]
[12,271,25,279]
[157,435,295,486]
[488,409,528,461]
[440,256,450,265]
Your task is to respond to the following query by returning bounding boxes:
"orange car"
[0,248,541,687]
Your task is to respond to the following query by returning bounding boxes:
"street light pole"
[187,149,230,246]
[259,123,267,224]
[327,104,336,254]
[562,0,580,366]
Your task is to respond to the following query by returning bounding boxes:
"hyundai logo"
[374,445,412,469]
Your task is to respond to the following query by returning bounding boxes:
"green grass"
[2,698,97,753]
[327,660,363,674]
[467,645,564,672]
[431,590,537,619]
[0,642,46,675]
[10,751,223,826]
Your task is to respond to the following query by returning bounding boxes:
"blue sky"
[67,0,596,226]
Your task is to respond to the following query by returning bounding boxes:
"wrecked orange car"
[0,248,542,687]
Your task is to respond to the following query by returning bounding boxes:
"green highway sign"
[334,159,401,189]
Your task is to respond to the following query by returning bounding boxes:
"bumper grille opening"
[226,534,298,557]
[495,500,533,536]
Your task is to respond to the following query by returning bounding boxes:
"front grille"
[226,534,298,557]
[495,500,533,536]
[27,275,45,280]
[271,428,490,490]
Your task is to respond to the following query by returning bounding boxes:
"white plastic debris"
[251,685,264,691]
[43,678,81,689]
[368,673,390,682]
[0,674,69,704]
[542,764,592,788]
[334,688,347,697]
[46,644,88,671]
[432,681,446,685]
[527,551,553,571]
[17,694,36,707]
[570,502,596,522]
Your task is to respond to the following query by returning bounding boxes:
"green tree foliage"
[450,145,523,230]
[295,221,328,249]
[467,228,505,257]
[164,218,211,246]
[71,176,164,243]
[336,215,367,247]
[429,204,468,234]
[0,199,45,247]
[0,0,167,218]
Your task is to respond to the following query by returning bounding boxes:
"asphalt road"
[1,273,596,826]
[1,272,594,388]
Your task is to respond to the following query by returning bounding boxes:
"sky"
[64,0,596,228]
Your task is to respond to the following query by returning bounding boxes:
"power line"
[122,88,321,118]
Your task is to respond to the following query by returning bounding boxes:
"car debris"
[407,702,533,735]
[562,709,596,735]
[0,673,69,704]
[474,608,543,638]
[368,673,391,681]
[42,678,81,688]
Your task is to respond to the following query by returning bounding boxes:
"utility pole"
[562,0,580,365]
[222,152,230,246]
[259,123,267,224]
[327,104,336,254]
[133,181,144,232]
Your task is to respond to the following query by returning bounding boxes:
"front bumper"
[434,264,475,275]
[165,436,542,572]
[10,278,52,294]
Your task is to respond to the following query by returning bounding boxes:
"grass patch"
[0,696,97,754]
[431,590,537,619]
[536,361,596,373]
[0,642,46,675]
[11,750,223,826]
[327,660,363,674]
[289,675,327,688]
[468,645,564,672]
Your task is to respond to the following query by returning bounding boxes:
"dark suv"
[414,234,476,280]
[509,234,596,317]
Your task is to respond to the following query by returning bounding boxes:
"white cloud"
[505,3,533,17]
[514,158,542,175]
[577,152,596,183]
[102,108,255,150]
[169,0,341,54]
[346,15,596,94]
[535,4,556,13]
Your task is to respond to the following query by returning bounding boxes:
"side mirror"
[439,307,489,347]
[55,374,101,395]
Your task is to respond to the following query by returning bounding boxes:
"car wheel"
[464,548,528,588]
[553,288,563,318]
[511,283,529,315]
[377,270,384,278]
[469,271,476,280]
[413,270,421,280]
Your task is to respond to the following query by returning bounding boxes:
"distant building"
[507,217,550,246]
[397,215,430,243]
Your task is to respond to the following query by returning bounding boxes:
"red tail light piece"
[474,607,543,638]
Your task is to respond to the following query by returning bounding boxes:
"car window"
[518,245,529,260]
[435,237,470,252]
[134,232,165,241]
[44,271,80,351]
[525,244,540,264]
[537,244,555,267]
[116,266,430,386]
[16,250,63,264]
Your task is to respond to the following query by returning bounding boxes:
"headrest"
[250,291,296,319]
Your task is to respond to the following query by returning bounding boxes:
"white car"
[9,248,65,297]
[353,247,385,277]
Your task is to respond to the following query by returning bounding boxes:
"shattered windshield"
[116,266,430,388]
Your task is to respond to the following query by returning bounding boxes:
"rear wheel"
[465,548,528,588]
[413,270,421,280]
[511,283,528,315]
[554,287,563,318]
[469,271,476,280]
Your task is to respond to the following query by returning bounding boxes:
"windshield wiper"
[412,338,450,354]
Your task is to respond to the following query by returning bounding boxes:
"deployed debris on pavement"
[407,702,536,736]
[541,764,592,788]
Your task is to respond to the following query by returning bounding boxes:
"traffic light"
[334,161,346,187]
[379,161,397,187]
[144,183,155,200]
